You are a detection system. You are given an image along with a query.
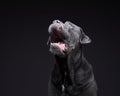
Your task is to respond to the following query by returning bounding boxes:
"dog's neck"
[55,44,82,65]
[54,45,83,85]
[55,55,68,65]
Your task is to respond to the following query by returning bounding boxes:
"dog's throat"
[55,56,72,86]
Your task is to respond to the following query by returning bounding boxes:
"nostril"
[56,20,60,23]
[53,20,60,23]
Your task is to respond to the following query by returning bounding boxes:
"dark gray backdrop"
[0,1,120,96]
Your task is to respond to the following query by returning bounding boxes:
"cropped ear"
[80,28,91,44]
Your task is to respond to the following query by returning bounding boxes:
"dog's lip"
[50,42,68,51]
[51,28,65,43]
[58,25,64,30]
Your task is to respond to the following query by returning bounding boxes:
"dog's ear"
[80,28,91,44]
[65,21,91,44]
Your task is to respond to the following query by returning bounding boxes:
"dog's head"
[47,20,91,57]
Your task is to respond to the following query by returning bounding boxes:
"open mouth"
[50,30,67,52]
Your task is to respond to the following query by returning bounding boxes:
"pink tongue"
[51,43,67,51]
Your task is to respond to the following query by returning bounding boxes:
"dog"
[47,20,98,96]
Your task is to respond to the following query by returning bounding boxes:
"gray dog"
[47,20,98,96]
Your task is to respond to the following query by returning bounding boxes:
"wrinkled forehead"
[64,21,80,32]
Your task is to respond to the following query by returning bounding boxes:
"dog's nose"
[53,20,61,23]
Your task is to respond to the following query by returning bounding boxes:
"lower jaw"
[49,48,67,57]
[55,54,67,58]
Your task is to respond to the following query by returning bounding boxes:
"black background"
[0,1,120,96]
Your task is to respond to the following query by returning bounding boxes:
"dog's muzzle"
[48,20,68,56]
